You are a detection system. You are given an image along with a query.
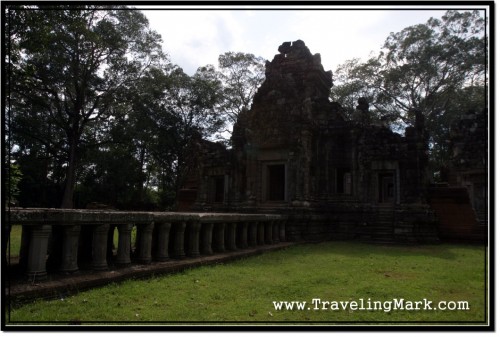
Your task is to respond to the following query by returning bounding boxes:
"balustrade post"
[155,222,171,262]
[248,222,257,247]
[77,225,93,269]
[212,222,226,253]
[92,224,110,270]
[225,222,237,251]
[136,222,154,264]
[116,224,133,265]
[18,225,31,269]
[171,221,186,258]
[265,221,273,244]
[272,220,280,243]
[186,221,201,257]
[257,222,265,245]
[279,220,287,241]
[200,223,214,255]
[26,225,51,281]
[59,225,81,273]
[237,221,248,249]
[257,221,266,246]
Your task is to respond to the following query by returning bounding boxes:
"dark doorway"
[336,168,351,194]
[268,164,285,201]
[214,176,225,202]
[379,173,395,203]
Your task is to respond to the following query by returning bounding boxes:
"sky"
[138,5,487,76]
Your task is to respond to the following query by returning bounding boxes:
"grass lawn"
[7,225,23,260]
[6,241,487,325]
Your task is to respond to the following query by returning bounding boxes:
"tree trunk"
[61,136,78,209]
[49,134,78,271]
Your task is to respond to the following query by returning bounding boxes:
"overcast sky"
[138,5,487,76]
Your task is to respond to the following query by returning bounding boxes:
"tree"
[332,10,486,124]
[6,5,164,208]
[160,64,225,196]
[217,52,265,129]
[331,10,487,170]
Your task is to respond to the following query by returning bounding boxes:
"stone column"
[136,222,154,264]
[264,221,273,244]
[248,222,257,247]
[155,222,171,262]
[171,221,186,258]
[116,224,133,265]
[257,222,265,245]
[212,222,226,253]
[59,225,81,273]
[186,221,201,258]
[279,220,287,242]
[26,225,51,280]
[225,222,237,251]
[200,223,213,255]
[272,221,280,243]
[237,221,249,249]
[18,225,31,269]
[92,224,109,271]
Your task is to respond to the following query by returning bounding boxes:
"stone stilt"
[59,225,81,273]
[212,222,226,253]
[257,222,265,245]
[237,222,249,249]
[248,222,257,247]
[186,221,201,257]
[92,224,109,271]
[136,222,154,264]
[272,221,280,243]
[26,225,51,281]
[155,222,171,262]
[279,220,287,241]
[225,222,237,251]
[116,224,133,265]
[200,223,214,255]
[172,221,186,258]
[265,221,273,244]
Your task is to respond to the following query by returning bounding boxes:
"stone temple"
[177,40,453,243]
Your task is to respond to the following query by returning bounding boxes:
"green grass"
[7,225,22,258]
[6,242,487,325]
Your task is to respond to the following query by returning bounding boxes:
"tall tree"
[161,65,225,194]
[217,52,265,128]
[331,10,487,169]
[331,10,486,124]
[6,5,164,208]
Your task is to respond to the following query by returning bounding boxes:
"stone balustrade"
[7,208,287,281]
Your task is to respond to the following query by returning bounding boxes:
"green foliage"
[6,5,165,208]
[7,242,485,323]
[6,6,227,210]
[331,10,487,175]
[6,162,22,205]
[217,52,265,127]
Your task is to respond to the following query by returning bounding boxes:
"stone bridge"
[7,208,288,283]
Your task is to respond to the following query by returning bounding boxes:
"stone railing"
[7,208,287,281]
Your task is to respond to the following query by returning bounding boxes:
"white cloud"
[141,8,482,75]
[144,10,246,74]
